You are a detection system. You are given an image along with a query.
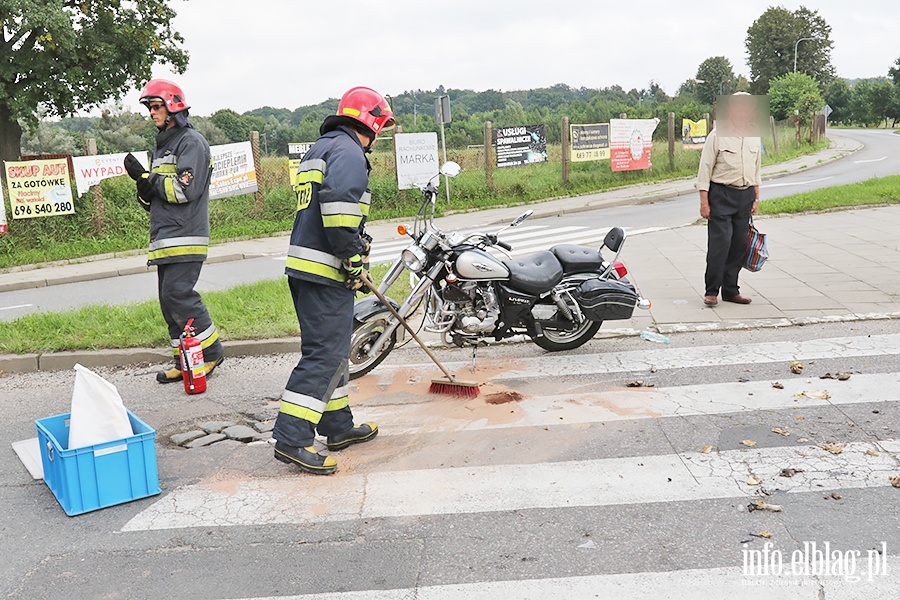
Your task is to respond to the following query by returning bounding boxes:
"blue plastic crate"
[35,410,161,516]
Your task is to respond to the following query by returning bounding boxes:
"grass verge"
[759,174,900,215]
[0,263,412,355]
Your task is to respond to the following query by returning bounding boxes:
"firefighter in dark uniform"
[273,87,394,475]
[123,79,225,383]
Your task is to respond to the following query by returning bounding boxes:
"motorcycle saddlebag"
[573,278,638,321]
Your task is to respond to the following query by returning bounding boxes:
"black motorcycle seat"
[503,251,564,295]
[551,244,604,273]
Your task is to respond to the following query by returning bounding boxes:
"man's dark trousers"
[274,277,355,448]
[705,182,754,298]
[157,262,223,361]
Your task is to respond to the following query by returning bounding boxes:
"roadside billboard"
[609,118,660,172]
[682,118,708,150]
[72,151,149,196]
[570,123,610,162]
[288,143,314,190]
[4,158,75,219]
[394,132,440,190]
[209,141,258,200]
[495,125,548,168]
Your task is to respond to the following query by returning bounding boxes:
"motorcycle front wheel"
[349,313,397,380]
[531,320,602,352]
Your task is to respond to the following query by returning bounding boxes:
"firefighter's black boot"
[156,362,183,384]
[274,442,337,475]
[326,422,378,451]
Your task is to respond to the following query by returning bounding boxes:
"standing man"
[696,92,762,307]
[273,87,394,475]
[124,79,225,383]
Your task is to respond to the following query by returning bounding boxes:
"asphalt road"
[1,128,896,320]
[2,320,899,598]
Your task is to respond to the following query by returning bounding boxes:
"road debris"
[772,382,784,389]
[865,449,880,457]
[820,443,845,455]
[831,493,843,500]
[625,380,655,388]
[577,540,597,549]
[790,361,804,374]
[484,391,525,405]
[751,531,773,539]
[820,372,852,381]
[779,468,804,478]
[771,427,790,436]
[748,500,783,513]
[700,445,714,454]
[890,476,900,488]
[795,390,831,400]
[746,476,761,486]
[740,440,757,447]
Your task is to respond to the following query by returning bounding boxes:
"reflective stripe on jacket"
[286,127,369,286]
[145,126,213,265]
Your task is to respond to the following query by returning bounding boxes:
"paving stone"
[254,420,275,433]
[184,433,226,448]
[198,421,235,434]
[221,425,256,442]
[252,431,273,442]
[169,430,206,446]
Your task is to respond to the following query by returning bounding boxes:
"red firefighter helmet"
[322,87,395,137]
[139,79,190,113]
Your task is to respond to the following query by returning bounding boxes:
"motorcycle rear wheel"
[531,320,602,352]
[349,314,396,380]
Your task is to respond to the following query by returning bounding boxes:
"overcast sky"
[125,0,898,115]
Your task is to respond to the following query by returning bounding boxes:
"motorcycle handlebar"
[496,240,513,251]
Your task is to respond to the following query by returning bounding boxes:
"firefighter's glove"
[124,153,148,181]
[343,254,367,291]
[360,235,372,271]
[136,175,155,207]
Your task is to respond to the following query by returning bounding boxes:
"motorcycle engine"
[442,281,500,334]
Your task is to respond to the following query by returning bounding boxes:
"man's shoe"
[703,295,718,307]
[156,365,182,384]
[204,356,224,378]
[326,422,379,451]
[723,294,752,304]
[274,442,337,475]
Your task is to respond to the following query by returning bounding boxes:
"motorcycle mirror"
[440,161,461,178]
[511,209,534,227]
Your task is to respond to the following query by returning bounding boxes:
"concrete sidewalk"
[0,134,859,294]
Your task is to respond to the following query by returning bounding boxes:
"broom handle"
[361,272,456,382]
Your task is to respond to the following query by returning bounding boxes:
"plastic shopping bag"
[743,218,768,272]
[68,364,133,449]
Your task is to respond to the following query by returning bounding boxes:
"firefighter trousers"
[273,277,355,448]
[157,261,224,363]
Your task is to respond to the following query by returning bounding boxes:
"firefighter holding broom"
[272,87,394,475]
[123,79,225,384]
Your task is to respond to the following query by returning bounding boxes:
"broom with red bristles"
[362,273,480,398]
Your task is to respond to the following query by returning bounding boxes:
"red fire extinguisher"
[179,318,206,395]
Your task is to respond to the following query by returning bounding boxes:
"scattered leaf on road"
[837,372,851,381]
[890,476,900,488]
[753,531,773,539]
[820,443,844,455]
[700,445,713,454]
[790,361,804,374]
[772,382,785,389]
[626,380,644,388]
[819,373,835,380]
[741,440,757,447]
[831,493,843,500]
[749,501,783,513]
[793,415,806,420]
[865,449,880,457]
[797,438,810,443]
[746,476,761,486]
[780,468,804,478]
[772,427,790,436]
[737,377,749,383]
[795,390,831,400]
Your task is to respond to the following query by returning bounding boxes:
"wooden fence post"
[769,115,779,155]
[250,131,264,213]
[483,121,494,192]
[87,138,105,234]
[561,116,570,184]
[667,112,675,171]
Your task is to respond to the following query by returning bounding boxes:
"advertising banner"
[72,151,149,196]
[288,143,315,190]
[4,158,75,219]
[394,132,440,190]
[682,118,708,150]
[570,123,610,162]
[209,141,257,200]
[495,125,548,168]
[609,118,660,172]
[0,184,7,234]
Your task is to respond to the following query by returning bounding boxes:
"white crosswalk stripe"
[124,332,900,596]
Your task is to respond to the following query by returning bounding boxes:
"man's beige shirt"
[696,129,762,191]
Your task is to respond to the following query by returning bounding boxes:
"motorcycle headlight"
[401,244,428,273]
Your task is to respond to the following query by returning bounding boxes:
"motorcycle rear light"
[613,262,628,278]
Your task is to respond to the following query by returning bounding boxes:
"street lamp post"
[794,37,814,72]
